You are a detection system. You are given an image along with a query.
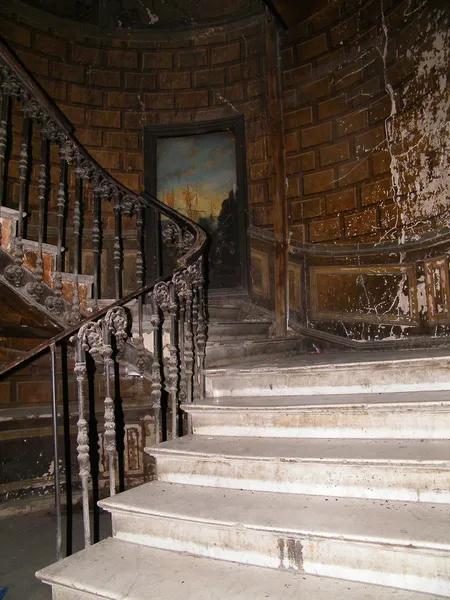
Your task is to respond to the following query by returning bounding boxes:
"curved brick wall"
[281,0,450,245]
[0,5,271,228]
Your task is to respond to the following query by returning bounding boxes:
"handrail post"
[50,343,63,561]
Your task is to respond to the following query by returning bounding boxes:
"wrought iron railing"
[0,36,207,558]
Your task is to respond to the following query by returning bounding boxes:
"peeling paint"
[381,3,450,243]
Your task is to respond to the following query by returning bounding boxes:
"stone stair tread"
[183,390,450,409]
[206,348,450,373]
[148,434,450,463]
[99,480,450,550]
[35,537,436,600]
[206,335,303,347]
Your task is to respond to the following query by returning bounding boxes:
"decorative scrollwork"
[153,281,170,313]
[105,306,129,352]
[120,195,140,217]
[0,68,22,98]
[45,295,65,316]
[172,270,190,301]
[99,179,117,202]
[187,256,204,287]
[65,310,82,326]
[40,115,62,142]
[136,351,151,375]
[60,138,75,163]
[161,221,181,247]
[78,321,104,355]
[22,98,44,121]
[75,155,96,180]
[180,230,195,254]
[4,264,24,287]
[26,280,45,302]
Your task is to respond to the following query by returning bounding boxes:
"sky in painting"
[157,131,237,221]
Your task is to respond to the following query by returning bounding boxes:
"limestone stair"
[36,349,450,598]
[205,298,305,366]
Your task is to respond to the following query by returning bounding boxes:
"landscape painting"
[157,131,241,289]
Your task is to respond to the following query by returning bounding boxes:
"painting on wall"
[156,130,243,290]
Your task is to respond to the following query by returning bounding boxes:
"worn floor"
[0,510,111,600]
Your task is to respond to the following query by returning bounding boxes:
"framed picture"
[144,117,249,293]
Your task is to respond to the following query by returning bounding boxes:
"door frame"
[143,116,250,295]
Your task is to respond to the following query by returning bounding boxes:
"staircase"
[1,27,449,600]
[36,350,450,598]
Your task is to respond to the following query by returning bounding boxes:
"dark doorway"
[144,117,249,293]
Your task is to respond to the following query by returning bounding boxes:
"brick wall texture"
[1,0,447,246]
[0,10,271,230]
[281,0,447,244]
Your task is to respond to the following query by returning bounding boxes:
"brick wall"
[0,9,272,230]
[281,0,450,245]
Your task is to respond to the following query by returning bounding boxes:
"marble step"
[99,481,450,596]
[205,349,450,397]
[207,320,272,342]
[205,336,305,367]
[182,391,450,439]
[207,304,243,320]
[147,435,450,503]
[36,536,438,600]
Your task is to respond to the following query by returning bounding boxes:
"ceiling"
[21,0,264,29]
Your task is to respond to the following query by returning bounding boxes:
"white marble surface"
[37,538,439,600]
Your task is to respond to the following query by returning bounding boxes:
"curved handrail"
[0,270,176,377]
[0,35,207,376]
[0,35,206,267]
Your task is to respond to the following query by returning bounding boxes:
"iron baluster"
[74,334,91,548]
[184,272,194,405]
[26,132,48,301]
[92,173,101,309]
[50,343,63,561]
[168,282,180,438]
[149,293,162,443]
[0,91,10,244]
[101,320,116,497]
[113,189,122,300]
[5,116,30,286]
[66,159,83,324]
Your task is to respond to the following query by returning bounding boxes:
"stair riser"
[110,511,450,597]
[53,587,96,600]
[188,406,450,439]
[154,455,450,503]
[206,361,450,397]
[205,339,305,367]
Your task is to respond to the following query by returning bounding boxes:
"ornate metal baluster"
[46,140,69,316]
[74,332,91,548]
[113,189,122,300]
[196,258,207,401]
[184,272,194,405]
[168,282,179,437]
[189,257,206,401]
[92,173,101,309]
[26,132,48,301]
[66,158,83,324]
[104,306,128,495]
[173,271,187,404]
[136,203,144,342]
[149,293,162,443]
[154,282,176,436]
[191,280,199,401]
[0,90,10,244]
[5,115,30,286]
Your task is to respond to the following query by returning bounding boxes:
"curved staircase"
[0,33,449,600]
